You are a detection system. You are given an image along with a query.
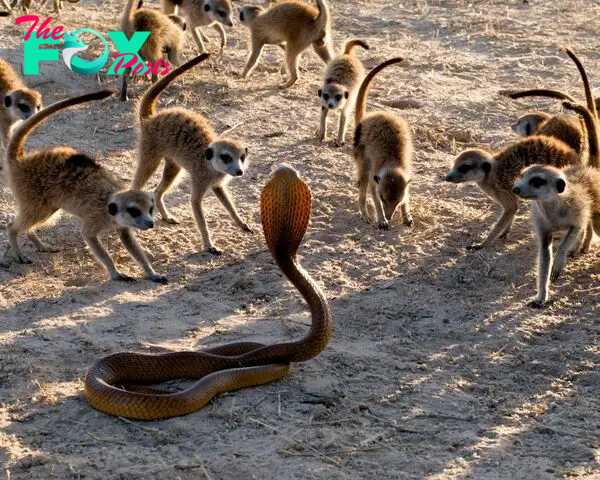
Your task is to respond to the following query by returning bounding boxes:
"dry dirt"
[1,0,600,479]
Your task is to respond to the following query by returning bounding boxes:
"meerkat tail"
[314,0,330,32]
[563,47,598,121]
[504,88,576,102]
[7,89,115,165]
[138,53,209,121]
[563,101,600,168]
[343,39,369,55]
[355,57,404,125]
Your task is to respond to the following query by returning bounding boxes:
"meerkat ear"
[556,178,566,193]
[108,202,118,216]
[318,89,322,97]
[244,146,248,155]
[205,147,214,160]
[373,175,380,184]
[344,91,349,99]
[481,161,492,174]
[4,95,11,108]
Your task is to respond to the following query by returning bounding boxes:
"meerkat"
[504,48,599,161]
[0,58,42,168]
[352,57,412,230]
[316,39,369,146]
[131,53,254,255]
[239,0,333,89]
[514,163,600,307]
[137,0,187,30]
[513,102,600,307]
[445,136,583,250]
[2,90,167,283]
[159,0,233,54]
[511,111,586,158]
[120,0,185,102]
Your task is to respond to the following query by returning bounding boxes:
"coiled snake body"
[84,165,332,420]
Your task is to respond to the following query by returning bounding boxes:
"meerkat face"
[4,89,42,122]
[511,113,548,137]
[445,149,494,184]
[513,165,565,200]
[203,0,234,27]
[318,81,349,110]
[374,168,410,221]
[239,5,263,24]
[206,140,248,177]
[108,191,155,230]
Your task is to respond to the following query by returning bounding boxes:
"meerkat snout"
[108,192,156,230]
[205,142,248,177]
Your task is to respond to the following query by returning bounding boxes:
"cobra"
[84,165,333,420]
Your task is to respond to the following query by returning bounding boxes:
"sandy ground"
[1,0,600,478]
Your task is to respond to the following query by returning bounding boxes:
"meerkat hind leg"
[28,231,59,253]
[154,159,182,224]
[241,40,264,79]
[550,226,583,283]
[7,208,57,263]
[279,47,301,89]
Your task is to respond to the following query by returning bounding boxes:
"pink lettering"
[15,15,40,41]
[112,53,139,72]
[51,26,63,40]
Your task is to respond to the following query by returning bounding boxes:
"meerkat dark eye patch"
[205,148,214,160]
[239,11,244,21]
[335,94,342,101]
[17,104,31,113]
[344,91,349,99]
[108,203,118,216]
[457,164,471,174]
[220,154,232,164]
[481,161,492,174]
[4,96,11,107]
[218,10,225,16]
[556,178,566,193]
[127,207,142,218]
[323,93,329,101]
[149,206,154,215]
[204,3,210,11]
[528,177,547,188]
[318,89,322,97]
[373,175,380,184]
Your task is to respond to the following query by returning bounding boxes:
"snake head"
[261,164,312,259]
